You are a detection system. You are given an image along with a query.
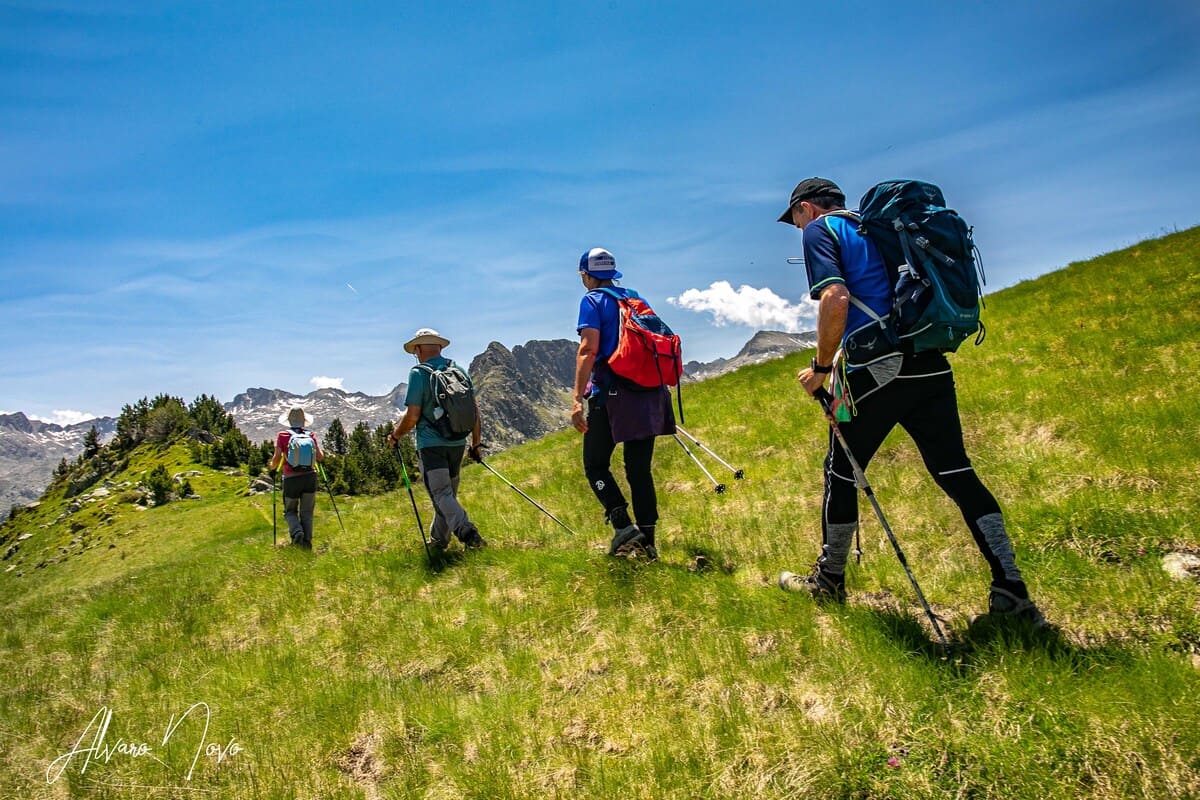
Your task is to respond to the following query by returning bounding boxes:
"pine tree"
[246,443,264,477]
[188,394,235,436]
[372,423,400,490]
[345,422,376,494]
[146,465,173,505]
[326,418,349,456]
[83,426,101,459]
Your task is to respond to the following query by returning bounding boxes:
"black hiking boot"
[638,525,658,561]
[778,567,846,603]
[458,526,487,550]
[606,505,642,557]
[609,525,643,557]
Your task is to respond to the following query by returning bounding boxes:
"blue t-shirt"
[802,213,892,342]
[404,355,472,449]
[577,287,632,396]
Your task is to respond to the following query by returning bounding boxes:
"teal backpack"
[856,180,986,354]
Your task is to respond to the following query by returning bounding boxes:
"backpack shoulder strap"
[825,209,861,224]
[848,294,888,323]
[596,286,633,302]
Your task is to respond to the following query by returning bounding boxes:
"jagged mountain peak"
[735,330,817,359]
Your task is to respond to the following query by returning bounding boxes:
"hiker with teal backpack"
[775,177,1046,626]
[267,407,325,550]
[386,328,487,553]
[571,247,681,560]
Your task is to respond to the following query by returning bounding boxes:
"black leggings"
[825,366,1007,579]
[583,398,658,527]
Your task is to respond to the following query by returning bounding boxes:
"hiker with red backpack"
[571,247,681,560]
[775,177,1046,627]
[268,407,325,550]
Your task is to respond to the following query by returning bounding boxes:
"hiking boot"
[454,524,486,550]
[779,568,846,603]
[639,526,658,562]
[608,524,642,557]
[987,585,1047,627]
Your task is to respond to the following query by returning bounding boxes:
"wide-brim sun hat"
[404,327,451,354]
[579,247,622,280]
[279,407,313,428]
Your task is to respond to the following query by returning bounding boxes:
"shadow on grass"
[858,605,1138,673]
[423,548,466,575]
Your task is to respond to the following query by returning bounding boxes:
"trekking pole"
[814,388,949,649]
[672,434,726,494]
[475,456,578,536]
[396,444,432,561]
[317,463,347,536]
[271,468,277,546]
[675,426,744,479]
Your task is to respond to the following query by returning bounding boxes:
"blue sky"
[2,1,1197,424]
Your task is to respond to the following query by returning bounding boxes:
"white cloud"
[30,409,97,426]
[668,281,817,332]
[310,376,345,390]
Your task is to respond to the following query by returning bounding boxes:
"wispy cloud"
[310,376,344,391]
[668,281,817,332]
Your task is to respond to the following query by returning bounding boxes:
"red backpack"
[597,287,683,388]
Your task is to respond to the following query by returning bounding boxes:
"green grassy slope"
[1,229,1198,799]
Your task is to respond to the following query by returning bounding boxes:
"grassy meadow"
[1,228,1198,799]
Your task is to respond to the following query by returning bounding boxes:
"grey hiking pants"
[282,471,318,549]
[419,445,476,546]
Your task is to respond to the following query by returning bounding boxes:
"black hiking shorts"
[282,470,318,499]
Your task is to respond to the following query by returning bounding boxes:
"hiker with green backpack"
[775,177,1045,626]
[267,407,325,550]
[386,328,487,553]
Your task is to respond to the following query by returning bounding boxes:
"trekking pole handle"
[814,387,835,416]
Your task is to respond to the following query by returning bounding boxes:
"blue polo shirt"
[802,213,892,342]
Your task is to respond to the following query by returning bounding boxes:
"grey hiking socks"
[976,512,1024,585]
[817,521,858,575]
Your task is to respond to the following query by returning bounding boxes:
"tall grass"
[1,229,1198,799]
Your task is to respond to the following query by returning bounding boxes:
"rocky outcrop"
[469,339,577,449]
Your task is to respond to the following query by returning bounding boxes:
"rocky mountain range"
[0,330,814,518]
[0,413,117,516]
[683,330,817,381]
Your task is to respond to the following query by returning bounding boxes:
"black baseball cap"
[777,177,845,223]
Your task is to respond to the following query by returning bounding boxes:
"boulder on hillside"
[1163,552,1200,581]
